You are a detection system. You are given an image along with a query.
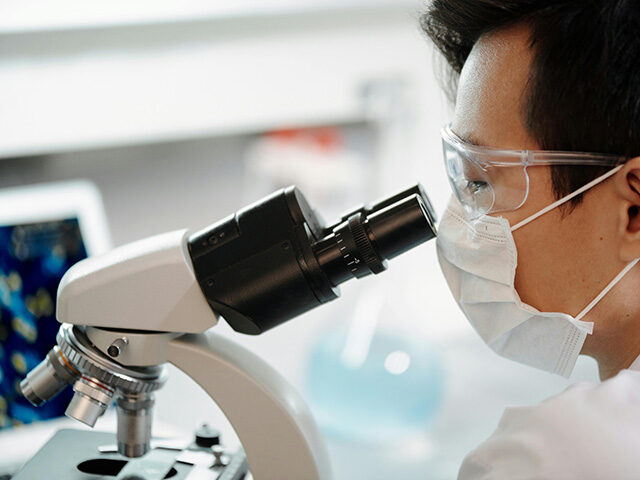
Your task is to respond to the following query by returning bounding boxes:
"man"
[421,1,640,478]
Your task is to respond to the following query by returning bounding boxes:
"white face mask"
[437,165,639,377]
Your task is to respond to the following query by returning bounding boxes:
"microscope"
[16,184,436,480]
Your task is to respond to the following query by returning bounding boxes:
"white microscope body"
[55,229,332,480]
[20,185,437,480]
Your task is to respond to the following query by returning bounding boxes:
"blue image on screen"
[0,218,88,428]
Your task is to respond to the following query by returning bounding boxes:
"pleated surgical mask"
[437,165,639,377]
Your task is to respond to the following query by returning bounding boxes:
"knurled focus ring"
[348,214,385,275]
[57,325,166,395]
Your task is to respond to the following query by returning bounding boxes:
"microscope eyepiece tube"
[314,194,435,285]
[188,184,437,335]
[366,194,435,261]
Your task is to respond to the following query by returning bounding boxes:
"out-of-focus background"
[0,1,599,479]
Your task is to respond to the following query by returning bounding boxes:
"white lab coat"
[458,357,640,480]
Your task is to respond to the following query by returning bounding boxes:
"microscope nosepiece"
[21,325,167,458]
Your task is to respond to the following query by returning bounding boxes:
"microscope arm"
[167,331,332,480]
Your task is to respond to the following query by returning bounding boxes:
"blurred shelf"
[0,7,429,159]
[0,0,420,35]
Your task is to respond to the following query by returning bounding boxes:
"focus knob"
[195,423,221,448]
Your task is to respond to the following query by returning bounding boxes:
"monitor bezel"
[0,180,111,256]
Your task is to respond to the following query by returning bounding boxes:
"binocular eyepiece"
[313,185,436,284]
[188,184,437,335]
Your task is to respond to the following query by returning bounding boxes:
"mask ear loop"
[574,258,640,321]
[509,164,638,322]
[511,165,624,232]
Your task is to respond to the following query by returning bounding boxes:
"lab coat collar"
[629,355,640,372]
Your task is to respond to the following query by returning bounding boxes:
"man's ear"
[615,157,640,261]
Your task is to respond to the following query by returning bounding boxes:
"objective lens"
[20,347,78,406]
[65,378,114,427]
[313,194,436,287]
[117,393,155,458]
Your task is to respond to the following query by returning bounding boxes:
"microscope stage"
[13,428,248,480]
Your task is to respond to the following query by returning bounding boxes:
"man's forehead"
[451,24,540,151]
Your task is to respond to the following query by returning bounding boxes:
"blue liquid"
[305,328,445,442]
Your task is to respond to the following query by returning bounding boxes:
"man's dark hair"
[421,0,640,204]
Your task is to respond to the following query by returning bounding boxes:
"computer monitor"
[0,181,110,429]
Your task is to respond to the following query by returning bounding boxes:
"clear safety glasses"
[441,125,624,218]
